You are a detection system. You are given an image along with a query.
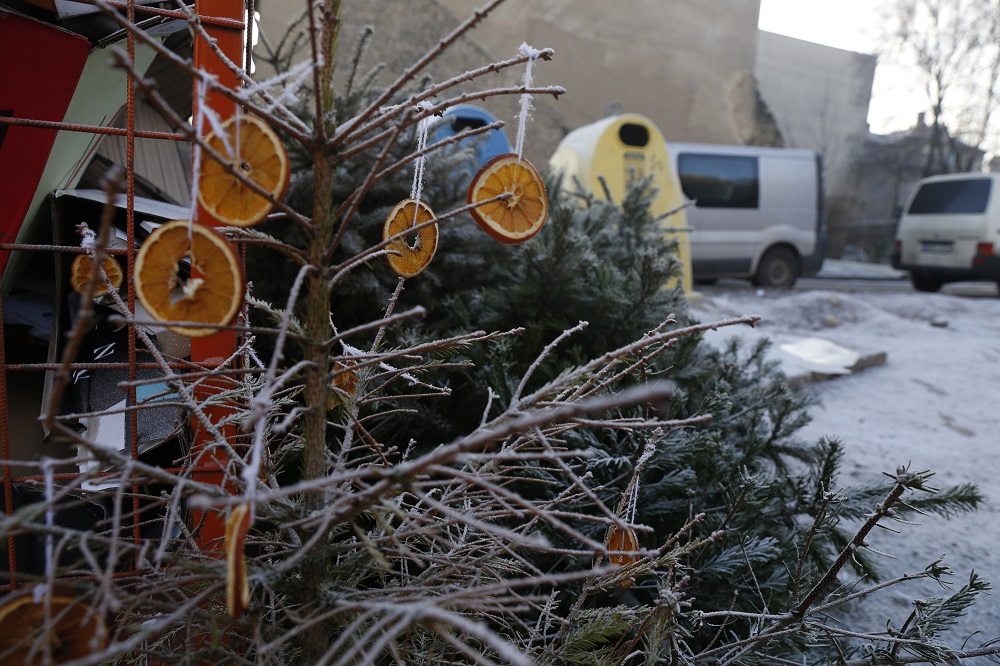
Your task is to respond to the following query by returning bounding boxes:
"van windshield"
[908,178,991,214]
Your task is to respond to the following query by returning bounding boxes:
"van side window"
[907,178,991,214]
[676,153,759,209]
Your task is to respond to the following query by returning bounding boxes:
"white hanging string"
[234,105,244,193]
[626,440,656,523]
[79,224,96,252]
[189,73,235,230]
[410,102,434,204]
[43,457,55,581]
[189,76,210,226]
[514,43,543,161]
[407,102,435,231]
[628,476,640,524]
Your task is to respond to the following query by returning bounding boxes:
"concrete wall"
[433,0,763,160]
[255,0,764,164]
[754,32,876,227]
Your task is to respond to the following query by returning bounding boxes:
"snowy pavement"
[816,258,906,280]
[690,276,1000,659]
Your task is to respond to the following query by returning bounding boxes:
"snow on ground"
[690,267,1000,658]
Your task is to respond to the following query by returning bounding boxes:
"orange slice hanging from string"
[607,523,641,589]
[327,359,360,410]
[607,524,640,567]
[69,254,123,297]
[134,220,244,338]
[226,502,252,618]
[0,589,107,662]
[467,153,548,245]
[382,198,439,278]
[197,114,290,227]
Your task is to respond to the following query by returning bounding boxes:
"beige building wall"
[754,32,877,223]
[255,0,763,165]
[433,0,763,160]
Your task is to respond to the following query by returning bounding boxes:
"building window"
[676,153,759,209]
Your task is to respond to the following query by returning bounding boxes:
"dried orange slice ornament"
[467,153,548,245]
[382,198,439,278]
[608,524,640,566]
[0,590,107,662]
[607,523,641,589]
[327,360,360,410]
[69,254,123,297]
[197,114,290,227]
[226,502,252,619]
[134,220,244,337]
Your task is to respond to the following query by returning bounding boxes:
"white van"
[891,172,1000,292]
[666,143,826,287]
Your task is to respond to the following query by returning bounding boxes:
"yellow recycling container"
[548,113,693,294]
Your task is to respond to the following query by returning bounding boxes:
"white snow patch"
[691,284,1000,654]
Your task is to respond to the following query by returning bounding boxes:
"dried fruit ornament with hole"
[69,254,123,297]
[607,523,641,589]
[382,198,439,278]
[226,502,252,618]
[607,524,640,567]
[134,220,244,337]
[327,359,360,410]
[0,588,107,662]
[467,153,548,244]
[197,114,290,228]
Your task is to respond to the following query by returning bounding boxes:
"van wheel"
[753,247,799,288]
[911,273,943,292]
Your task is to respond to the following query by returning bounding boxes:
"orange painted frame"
[190,0,246,550]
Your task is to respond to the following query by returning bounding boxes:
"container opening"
[618,123,649,148]
[451,117,488,133]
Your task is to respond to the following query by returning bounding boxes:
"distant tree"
[883,0,1000,173]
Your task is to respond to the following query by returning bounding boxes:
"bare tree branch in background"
[883,0,1000,173]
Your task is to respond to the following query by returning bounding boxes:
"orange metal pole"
[190,0,245,550]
